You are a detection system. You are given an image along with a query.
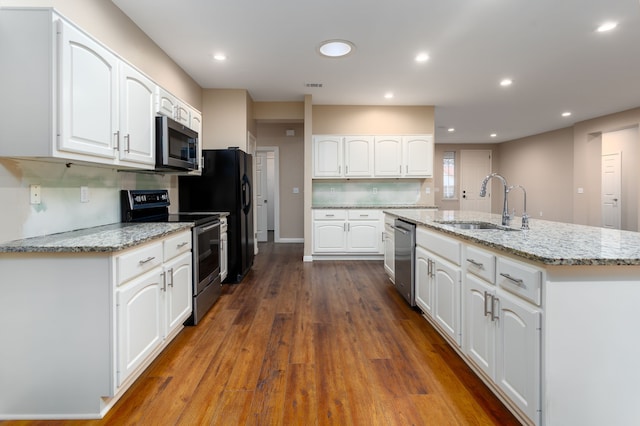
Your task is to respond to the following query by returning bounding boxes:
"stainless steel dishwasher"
[394,219,416,306]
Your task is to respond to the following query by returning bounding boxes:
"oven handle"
[198,222,220,234]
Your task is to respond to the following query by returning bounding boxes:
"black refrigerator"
[179,149,254,283]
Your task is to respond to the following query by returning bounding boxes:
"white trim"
[278,238,304,243]
[303,255,314,262]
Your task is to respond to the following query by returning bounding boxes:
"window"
[443,151,455,199]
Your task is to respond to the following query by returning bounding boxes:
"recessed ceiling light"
[448,128,455,132]
[562,111,572,117]
[212,53,227,61]
[384,92,394,99]
[597,21,618,32]
[318,40,355,58]
[415,53,429,63]
[490,133,497,138]
[500,79,513,87]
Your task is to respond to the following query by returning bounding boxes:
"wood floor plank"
[2,241,520,426]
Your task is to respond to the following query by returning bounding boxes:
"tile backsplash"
[312,180,422,206]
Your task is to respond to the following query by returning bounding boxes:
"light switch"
[293,187,299,194]
[80,186,90,203]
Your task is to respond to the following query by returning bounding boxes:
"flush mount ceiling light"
[500,78,513,87]
[562,111,572,117]
[448,128,455,132]
[318,39,355,58]
[415,53,430,63]
[490,133,498,138]
[597,21,618,32]
[212,53,227,61]
[384,92,394,99]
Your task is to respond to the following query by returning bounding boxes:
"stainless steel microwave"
[155,116,199,171]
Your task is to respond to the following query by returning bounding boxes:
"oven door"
[193,220,220,295]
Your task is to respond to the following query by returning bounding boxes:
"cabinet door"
[374,136,403,177]
[220,231,228,281]
[403,135,434,177]
[116,269,163,386]
[58,20,118,159]
[496,292,541,422]
[464,274,496,378]
[415,246,433,317]
[156,86,177,119]
[383,224,395,280]
[313,221,347,252]
[344,136,373,177]
[119,62,155,166]
[165,252,192,334]
[347,220,380,252]
[313,136,343,177]
[433,256,462,345]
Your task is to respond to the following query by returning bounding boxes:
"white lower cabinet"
[115,231,192,387]
[313,209,383,256]
[383,216,395,281]
[463,245,542,425]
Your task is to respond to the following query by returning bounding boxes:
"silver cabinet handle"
[139,256,155,264]
[500,272,525,287]
[467,258,484,269]
[491,296,500,321]
[345,165,348,174]
[113,131,120,150]
[325,214,335,217]
[484,291,492,317]
[338,165,341,174]
[124,134,131,153]
[177,242,189,248]
[167,268,174,287]
[161,271,167,292]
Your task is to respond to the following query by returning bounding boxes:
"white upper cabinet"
[404,135,434,177]
[313,134,433,179]
[119,62,156,166]
[155,86,196,129]
[374,135,434,178]
[343,136,374,177]
[58,20,119,159]
[313,136,343,177]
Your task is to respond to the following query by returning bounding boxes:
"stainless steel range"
[121,189,221,325]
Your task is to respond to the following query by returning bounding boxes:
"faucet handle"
[521,213,530,230]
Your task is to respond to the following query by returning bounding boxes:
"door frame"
[256,146,281,242]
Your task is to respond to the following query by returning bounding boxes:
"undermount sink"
[435,221,521,231]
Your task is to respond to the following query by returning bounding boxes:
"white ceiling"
[111,0,640,144]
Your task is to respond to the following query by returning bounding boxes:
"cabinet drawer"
[313,210,347,220]
[416,227,461,265]
[496,257,542,305]
[348,209,381,220]
[465,245,496,284]
[163,230,192,261]
[116,241,163,285]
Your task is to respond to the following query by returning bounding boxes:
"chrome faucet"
[508,185,529,230]
[479,173,511,226]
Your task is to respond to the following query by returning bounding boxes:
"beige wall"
[6,0,202,108]
[573,107,640,227]
[495,128,574,223]
[254,102,305,121]
[312,105,434,134]
[256,123,305,240]
[201,89,254,150]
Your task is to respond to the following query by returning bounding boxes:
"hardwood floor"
[3,241,520,426]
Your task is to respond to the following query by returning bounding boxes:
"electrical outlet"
[372,187,378,194]
[30,184,41,205]
[80,186,90,203]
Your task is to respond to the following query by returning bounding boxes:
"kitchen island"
[0,223,194,419]
[385,209,640,426]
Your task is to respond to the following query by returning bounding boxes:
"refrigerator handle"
[242,174,252,214]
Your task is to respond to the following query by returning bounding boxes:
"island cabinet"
[414,227,462,346]
[312,209,383,257]
[0,230,192,419]
[463,246,542,425]
[383,215,395,281]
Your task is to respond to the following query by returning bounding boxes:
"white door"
[602,152,621,229]
[346,220,380,252]
[403,136,434,177]
[313,136,343,177]
[433,256,462,346]
[460,150,492,212]
[255,151,268,242]
[344,136,373,177]
[165,252,192,335]
[374,137,403,177]
[414,246,434,317]
[464,274,496,379]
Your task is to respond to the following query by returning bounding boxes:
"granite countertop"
[313,204,438,209]
[384,209,640,266]
[0,222,193,253]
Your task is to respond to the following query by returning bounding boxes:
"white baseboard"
[303,255,314,262]
[276,238,304,243]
